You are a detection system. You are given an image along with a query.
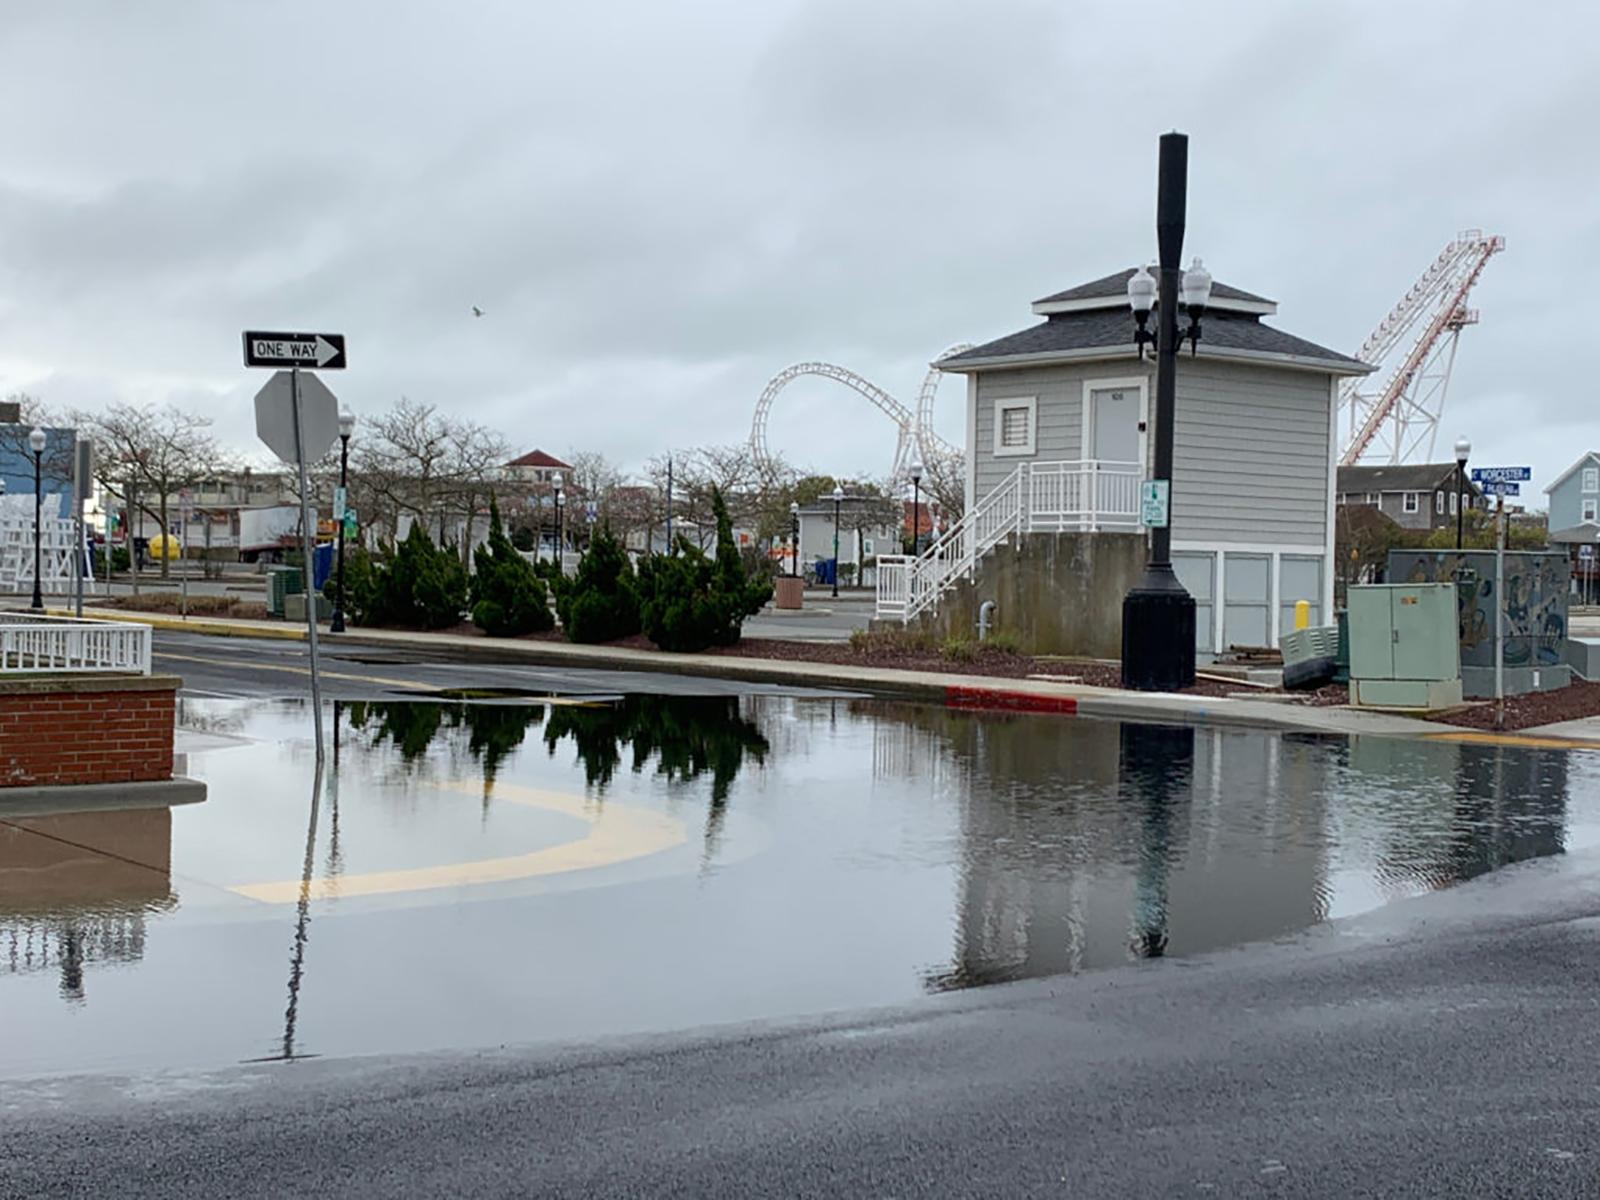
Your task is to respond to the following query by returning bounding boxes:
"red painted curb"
[944,686,1079,714]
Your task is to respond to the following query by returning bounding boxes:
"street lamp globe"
[789,500,799,515]
[1455,436,1471,465]
[551,472,563,494]
[830,484,844,503]
[908,457,923,485]
[338,410,357,440]
[1180,258,1213,313]
[28,427,46,454]
[1126,264,1157,316]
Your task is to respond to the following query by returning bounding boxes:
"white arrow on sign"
[254,370,340,465]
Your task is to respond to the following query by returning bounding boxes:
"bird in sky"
[471,305,484,318]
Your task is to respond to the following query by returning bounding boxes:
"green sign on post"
[342,509,358,538]
[1140,480,1170,528]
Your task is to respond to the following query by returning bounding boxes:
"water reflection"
[0,799,184,1003]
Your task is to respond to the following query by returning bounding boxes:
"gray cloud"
[0,0,1594,492]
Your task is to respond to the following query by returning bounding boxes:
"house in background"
[504,449,572,486]
[1335,463,1483,533]
[1544,450,1600,594]
[879,266,1373,656]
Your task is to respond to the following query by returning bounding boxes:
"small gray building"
[877,268,1373,655]
[1336,463,1483,533]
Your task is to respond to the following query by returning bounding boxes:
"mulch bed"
[98,595,270,621]
[1425,680,1600,732]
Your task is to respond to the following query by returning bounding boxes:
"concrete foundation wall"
[907,532,1147,657]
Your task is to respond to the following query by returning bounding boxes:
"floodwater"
[1,695,1595,1078]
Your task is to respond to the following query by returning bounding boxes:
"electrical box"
[1347,583,1463,709]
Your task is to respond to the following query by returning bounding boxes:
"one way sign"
[243,330,347,370]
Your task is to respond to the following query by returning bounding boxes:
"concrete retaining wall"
[0,675,180,787]
[905,533,1147,657]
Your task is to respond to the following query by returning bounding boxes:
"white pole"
[290,367,326,762]
[1494,493,1505,730]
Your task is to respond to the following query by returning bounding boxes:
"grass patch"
[848,628,940,655]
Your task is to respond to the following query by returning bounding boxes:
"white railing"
[876,460,1145,622]
[0,614,152,675]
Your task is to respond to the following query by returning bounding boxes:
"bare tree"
[78,402,230,579]
[349,397,458,548]
[648,444,771,549]
[444,418,510,563]
[2,392,75,492]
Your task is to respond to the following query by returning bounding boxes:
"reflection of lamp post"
[830,484,843,599]
[1121,132,1209,691]
[1454,435,1471,550]
[908,457,923,555]
[29,426,46,611]
[789,500,800,577]
[552,472,564,573]
[331,410,356,633]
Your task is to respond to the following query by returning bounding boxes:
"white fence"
[0,614,152,675]
[876,459,1143,622]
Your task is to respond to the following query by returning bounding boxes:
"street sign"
[343,510,358,538]
[1581,544,1594,560]
[242,330,347,370]
[332,486,347,522]
[1470,466,1531,484]
[1140,480,1170,528]
[585,500,598,524]
[254,370,340,463]
[1480,481,1521,497]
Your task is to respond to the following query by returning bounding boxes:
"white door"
[1089,386,1141,464]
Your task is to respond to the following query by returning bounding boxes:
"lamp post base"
[1120,564,1197,691]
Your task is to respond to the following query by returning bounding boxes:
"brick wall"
[0,679,178,787]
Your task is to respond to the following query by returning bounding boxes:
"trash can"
[774,575,804,610]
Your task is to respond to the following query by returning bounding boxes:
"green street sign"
[1140,480,1170,529]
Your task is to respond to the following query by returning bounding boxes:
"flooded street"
[2,696,1594,1078]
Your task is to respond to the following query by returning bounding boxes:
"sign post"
[1473,468,1528,730]
[178,488,192,620]
[73,438,92,618]
[249,334,346,763]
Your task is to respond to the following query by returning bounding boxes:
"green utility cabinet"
[1347,583,1463,709]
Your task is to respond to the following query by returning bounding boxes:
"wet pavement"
[2,692,1597,1079]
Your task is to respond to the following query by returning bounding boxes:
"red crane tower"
[1339,230,1505,467]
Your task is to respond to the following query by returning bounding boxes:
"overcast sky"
[0,1,1594,499]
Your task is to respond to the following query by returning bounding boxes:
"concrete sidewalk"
[44,602,1600,748]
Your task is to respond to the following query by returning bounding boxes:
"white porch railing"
[876,460,1143,622]
[0,614,153,674]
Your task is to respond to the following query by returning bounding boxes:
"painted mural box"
[1387,550,1568,668]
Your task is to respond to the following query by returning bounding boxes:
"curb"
[49,607,307,641]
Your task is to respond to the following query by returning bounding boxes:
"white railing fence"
[876,459,1144,622]
[0,614,152,674]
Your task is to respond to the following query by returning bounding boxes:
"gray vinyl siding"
[973,364,1138,500]
[1549,453,1600,531]
[1171,360,1331,547]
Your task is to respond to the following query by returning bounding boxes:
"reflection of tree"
[346,701,545,787]
[541,696,768,805]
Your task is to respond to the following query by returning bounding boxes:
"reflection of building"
[912,711,1572,995]
[0,803,179,1002]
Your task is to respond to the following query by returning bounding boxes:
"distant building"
[504,449,572,486]
[1543,451,1600,593]
[1335,463,1483,533]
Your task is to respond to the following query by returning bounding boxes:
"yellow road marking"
[1423,730,1600,751]
[228,780,686,903]
[155,649,440,693]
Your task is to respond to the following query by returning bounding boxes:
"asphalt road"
[7,851,1600,1197]
[153,629,852,701]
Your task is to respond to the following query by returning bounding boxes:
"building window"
[1435,491,1444,514]
[1585,467,1599,493]
[992,396,1037,457]
[1402,492,1419,514]
[1449,491,1458,516]
[1366,492,1379,506]
[1585,499,1598,524]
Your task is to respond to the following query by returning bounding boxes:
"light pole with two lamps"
[1454,435,1471,550]
[29,427,47,611]
[330,410,356,633]
[552,472,564,573]
[789,500,800,577]
[1120,131,1212,692]
[830,484,843,599]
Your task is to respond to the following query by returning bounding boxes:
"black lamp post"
[29,427,46,611]
[908,456,923,555]
[552,472,564,574]
[1454,435,1471,550]
[789,500,800,577]
[830,484,843,599]
[1121,132,1209,692]
[330,410,356,633]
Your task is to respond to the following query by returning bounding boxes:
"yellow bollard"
[1294,599,1310,630]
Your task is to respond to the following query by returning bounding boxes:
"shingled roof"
[1033,268,1275,309]
[1336,463,1472,494]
